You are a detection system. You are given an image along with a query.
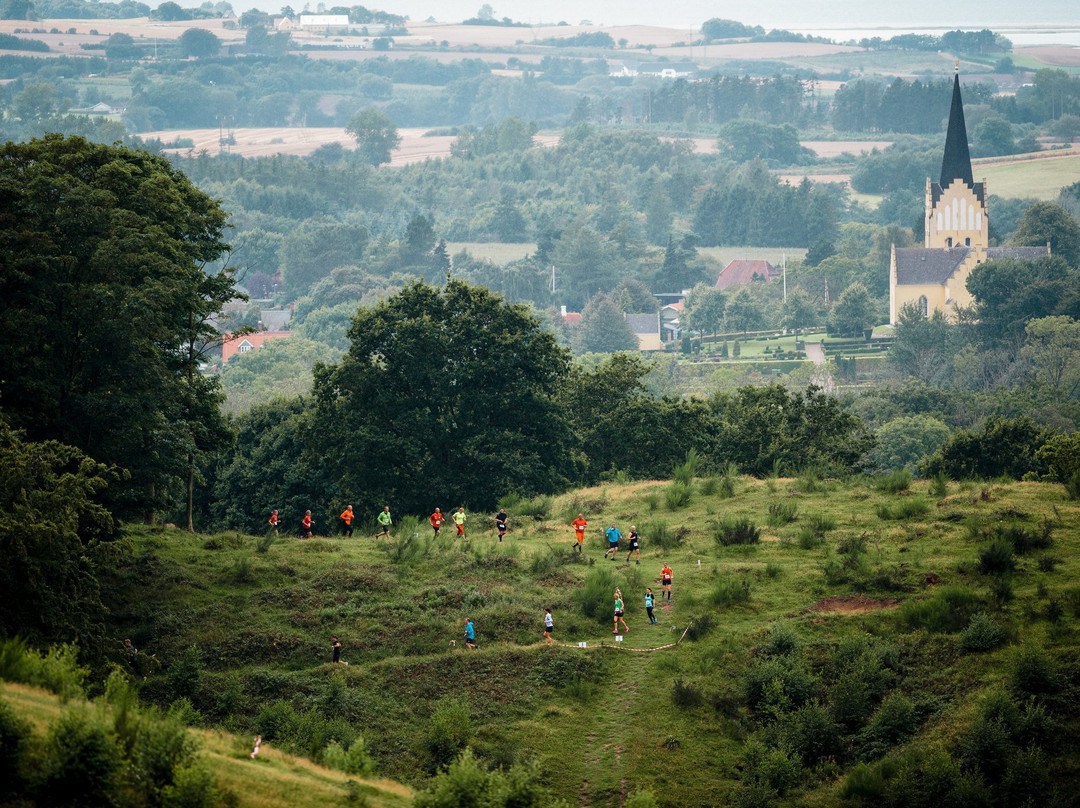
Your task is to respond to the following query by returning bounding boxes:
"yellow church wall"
[892,284,948,322]
[925,178,988,250]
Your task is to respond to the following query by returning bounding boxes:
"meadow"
[65,472,1080,806]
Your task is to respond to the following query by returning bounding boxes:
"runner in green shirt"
[375,505,392,538]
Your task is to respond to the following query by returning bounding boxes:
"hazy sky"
[340,0,1079,30]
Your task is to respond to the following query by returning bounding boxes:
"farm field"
[974,147,1080,200]
[67,475,1080,805]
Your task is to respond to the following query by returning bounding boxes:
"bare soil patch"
[1015,45,1080,67]
[811,596,899,615]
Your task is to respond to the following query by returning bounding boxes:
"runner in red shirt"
[661,563,673,602]
[301,510,314,539]
[430,508,444,537]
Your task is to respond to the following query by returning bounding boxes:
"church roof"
[894,245,1051,287]
[894,246,971,285]
[940,72,974,187]
[715,259,779,290]
[986,245,1051,260]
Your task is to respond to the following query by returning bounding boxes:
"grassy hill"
[1,680,413,808]
[89,474,1080,806]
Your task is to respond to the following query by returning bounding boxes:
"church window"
[965,237,970,246]
[918,296,929,318]
[946,237,953,247]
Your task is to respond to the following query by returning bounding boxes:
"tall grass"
[767,501,798,527]
[643,521,684,550]
[0,638,86,700]
[875,499,930,521]
[665,482,692,510]
[713,518,761,547]
[672,448,701,486]
[875,469,912,494]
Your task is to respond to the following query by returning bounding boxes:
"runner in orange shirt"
[301,510,314,539]
[571,513,587,554]
[430,508,444,537]
[339,505,354,537]
[661,563,673,602]
[268,509,280,536]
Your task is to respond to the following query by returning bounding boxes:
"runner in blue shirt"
[645,588,657,624]
[604,523,622,560]
[464,617,476,650]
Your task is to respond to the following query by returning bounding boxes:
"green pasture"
[976,151,1080,200]
[696,245,808,265]
[93,474,1080,805]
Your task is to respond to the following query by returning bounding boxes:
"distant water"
[373,0,1080,45]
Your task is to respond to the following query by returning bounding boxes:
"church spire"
[940,67,974,187]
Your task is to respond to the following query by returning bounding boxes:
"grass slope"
[0,681,413,808]
[100,477,1080,806]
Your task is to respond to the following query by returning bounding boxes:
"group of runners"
[268,505,512,541]
[279,505,675,660]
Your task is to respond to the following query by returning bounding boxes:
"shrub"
[710,575,751,608]
[1065,470,1080,500]
[514,494,553,519]
[424,697,473,772]
[959,613,1005,652]
[796,525,823,549]
[672,679,704,708]
[579,565,617,624]
[760,622,798,657]
[875,498,930,520]
[624,791,660,808]
[0,639,86,701]
[742,658,819,715]
[684,614,716,642]
[1008,643,1059,696]
[39,708,122,808]
[643,521,683,550]
[0,700,31,801]
[806,513,837,532]
[254,534,275,553]
[1001,746,1051,808]
[738,739,803,797]
[857,694,917,761]
[875,469,912,493]
[672,448,700,485]
[899,586,982,633]
[960,715,1013,784]
[643,492,659,511]
[771,702,840,765]
[323,737,376,777]
[665,481,692,510]
[766,501,798,527]
[714,518,761,546]
[994,522,1052,554]
[977,538,1015,575]
[930,471,948,498]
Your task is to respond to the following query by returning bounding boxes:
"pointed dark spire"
[940,70,973,187]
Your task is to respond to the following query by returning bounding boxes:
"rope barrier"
[556,620,693,653]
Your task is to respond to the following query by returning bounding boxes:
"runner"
[543,608,554,645]
[331,635,342,664]
[661,562,673,602]
[300,510,314,539]
[613,588,628,635]
[339,505,354,537]
[453,506,467,539]
[604,522,622,560]
[495,508,508,541]
[375,505,392,538]
[430,508,444,538]
[464,617,476,650]
[571,513,587,553]
[645,588,657,624]
[123,638,138,672]
[626,525,640,564]
[268,509,280,536]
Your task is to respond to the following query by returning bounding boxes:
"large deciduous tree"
[1011,201,1080,268]
[308,280,572,513]
[0,134,236,522]
[0,417,114,653]
[346,107,402,166]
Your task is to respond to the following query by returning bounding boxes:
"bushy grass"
[875,469,912,494]
[899,586,983,633]
[766,501,798,527]
[665,482,692,511]
[875,498,930,521]
[713,518,761,547]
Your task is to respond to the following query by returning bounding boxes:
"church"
[888,70,1049,324]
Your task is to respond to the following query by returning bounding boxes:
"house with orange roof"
[221,331,291,362]
[714,259,782,291]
